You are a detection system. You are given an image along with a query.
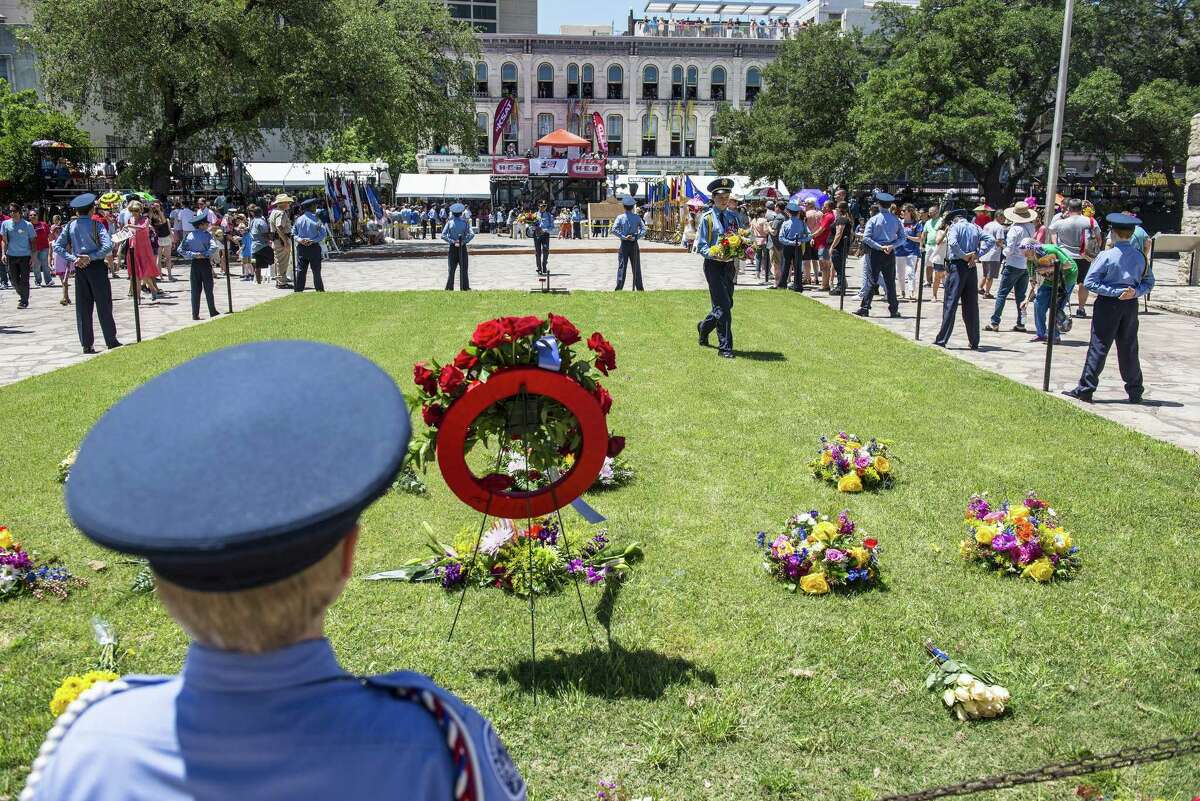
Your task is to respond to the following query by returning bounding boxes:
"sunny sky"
[537,1,636,34]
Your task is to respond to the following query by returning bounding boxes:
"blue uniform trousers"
[700,258,735,354]
[75,264,119,349]
[990,266,1029,327]
[533,231,550,273]
[190,257,218,318]
[1076,295,1142,397]
[446,242,469,290]
[859,248,898,314]
[934,259,979,347]
[295,243,324,292]
[776,245,803,291]
[615,240,643,290]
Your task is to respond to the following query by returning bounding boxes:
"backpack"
[1082,217,1101,260]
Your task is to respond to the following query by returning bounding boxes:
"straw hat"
[1003,201,1037,224]
[273,193,295,205]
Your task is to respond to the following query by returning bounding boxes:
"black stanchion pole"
[1142,239,1155,315]
[838,247,847,311]
[1042,263,1061,392]
[127,245,142,343]
[224,232,233,313]
[914,249,926,340]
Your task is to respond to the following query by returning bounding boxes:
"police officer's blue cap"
[450,203,465,215]
[621,195,636,207]
[66,342,411,592]
[707,177,735,195]
[786,200,802,213]
[873,191,896,203]
[191,212,210,225]
[301,198,319,210]
[69,193,97,209]
[1107,212,1141,227]
[944,208,970,222]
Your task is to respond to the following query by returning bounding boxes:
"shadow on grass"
[733,350,787,362]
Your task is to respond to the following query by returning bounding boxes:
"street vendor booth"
[490,128,607,209]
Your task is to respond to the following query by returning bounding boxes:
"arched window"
[641,114,658,156]
[671,65,684,100]
[537,62,554,98]
[537,113,555,138]
[501,62,518,97]
[670,114,682,157]
[476,112,489,154]
[567,63,580,98]
[642,64,658,99]
[745,67,762,102]
[581,64,595,99]
[503,113,519,152]
[475,62,488,96]
[607,64,624,100]
[711,66,726,101]
[606,114,623,156]
[686,66,698,100]
[685,115,698,157]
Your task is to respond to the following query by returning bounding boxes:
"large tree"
[852,0,1101,207]
[27,0,478,196]
[713,23,873,189]
[0,80,89,203]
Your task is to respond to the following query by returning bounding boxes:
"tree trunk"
[981,159,1009,209]
[148,133,174,200]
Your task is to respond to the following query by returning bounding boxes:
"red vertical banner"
[593,111,608,155]
[492,96,515,153]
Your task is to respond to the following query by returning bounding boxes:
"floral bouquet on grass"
[0,526,85,601]
[960,492,1080,582]
[810,432,895,492]
[505,450,634,492]
[756,510,881,594]
[924,641,1011,721]
[708,228,751,262]
[395,519,642,598]
[407,314,622,480]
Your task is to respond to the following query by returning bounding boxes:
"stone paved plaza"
[1,236,1197,451]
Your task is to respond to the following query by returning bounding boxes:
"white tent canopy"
[395,173,491,199]
[244,162,392,188]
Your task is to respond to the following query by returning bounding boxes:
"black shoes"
[718,350,735,359]
[1128,394,1143,405]
[82,347,97,354]
[697,322,710,347]
[852,308,869,317]
[1062,388,1093,403]
[889,312,902,319]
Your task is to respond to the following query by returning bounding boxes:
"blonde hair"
[127,201,143,214]
[154,541,347,653]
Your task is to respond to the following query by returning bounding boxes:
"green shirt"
[923,217,941,248]
[1032,243,1078,286]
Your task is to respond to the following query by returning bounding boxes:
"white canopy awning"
[395,173,491,199]
[244,162,392,188]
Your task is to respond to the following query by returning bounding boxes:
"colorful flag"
[492,96,515,153]
[324,174,342,222]
[593,111,608,155]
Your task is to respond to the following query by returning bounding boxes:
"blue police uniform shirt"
[535,211,555,234]
[946,219,996,261]
[778,215,811,246]
[611,210,646,241]
[177,229,221,260]
[696,206,739,260]
[571,208,583,222]
[293,212,328,244]
[861,211,904,252]
[30,638,526,801]
[2,218,36,256]
[441,217,475,245]
[1084,240,1155,298]
[52,216,113,265]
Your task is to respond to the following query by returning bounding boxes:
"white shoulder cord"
[20,680,129,801]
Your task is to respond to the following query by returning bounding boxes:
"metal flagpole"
[1041,0,1076,393]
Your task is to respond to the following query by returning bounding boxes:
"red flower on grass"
[471,320,507,349]
[592,383,612,414]
[607,436,626,457]
[422,404,445,428]
[413,362,437,395]
[587,332,616,375]
[438,364,465,395]
[863,538,878,550]
[547,313,581,346]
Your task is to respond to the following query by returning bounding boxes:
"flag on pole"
[324,174,342,222]
[492,96,515,153]
[365,183,383,218]
[593,111,608,155]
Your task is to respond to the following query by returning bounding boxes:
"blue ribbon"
[535,335,561,371]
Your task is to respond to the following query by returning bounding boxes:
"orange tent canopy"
[535,128,590,148]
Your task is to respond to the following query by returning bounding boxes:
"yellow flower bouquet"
[707,228,751,262]
[756,510,881,594]
[810,432,895,492]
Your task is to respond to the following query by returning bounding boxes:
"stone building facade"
[1180,112,1200,283]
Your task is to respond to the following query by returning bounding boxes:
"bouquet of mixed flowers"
[408,314,622,480]
[0,526,85,601]
[56,450,77,483]
[924,641,1011,721]
[756,510,881,594]
[959,492,1080,582]
[708,228,751,262]
[810,432,895,492]
[504,450,634,492]
[517,211,539,226]
[394,519,642,598]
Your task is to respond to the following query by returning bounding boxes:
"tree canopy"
[0,80,89,203]
[27,0,479,195]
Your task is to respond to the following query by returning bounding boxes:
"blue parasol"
[790,188,829,207]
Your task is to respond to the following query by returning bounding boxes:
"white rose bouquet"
[924,640,1011,721]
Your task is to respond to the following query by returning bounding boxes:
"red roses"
[422,404,445,427]
[863,538,878,550]
[607,435,626,457]
[547,313,581,346]
[413,362,437,395]
[587,332,616,375]
[505,315,543,339]
[438,364,465,396]
[592,383,613,415]
[472,315,546,349]
[453,349,479,371]
[471,319,508,349]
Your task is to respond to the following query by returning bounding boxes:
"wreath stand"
[436,367,608,699]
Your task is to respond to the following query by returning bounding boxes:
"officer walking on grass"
[1064,213,1155,404]
[696,178,740,360]
[25,341,527,801]
[440,203,474,291]
[52,193,122,354]
[612,195,646,291]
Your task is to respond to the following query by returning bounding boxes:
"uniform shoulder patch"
[483,720,526,800]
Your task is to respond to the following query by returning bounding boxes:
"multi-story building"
[437,0,537,33]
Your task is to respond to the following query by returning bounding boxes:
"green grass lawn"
[1,291,1198,800]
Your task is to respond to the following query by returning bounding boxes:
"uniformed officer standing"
[854,191,905,318]
[25,341,527,801]
[293,199,329,293]
[440,203,475,291]
[533,200,554,275]
[696,178,740,359]
[933,208,996,350]
[1064,213,1155,403]
[571,205,584,239]
[52,193,122,354]
[611,195,646,291]
[177,212,222,321]
[776,200,811,292]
